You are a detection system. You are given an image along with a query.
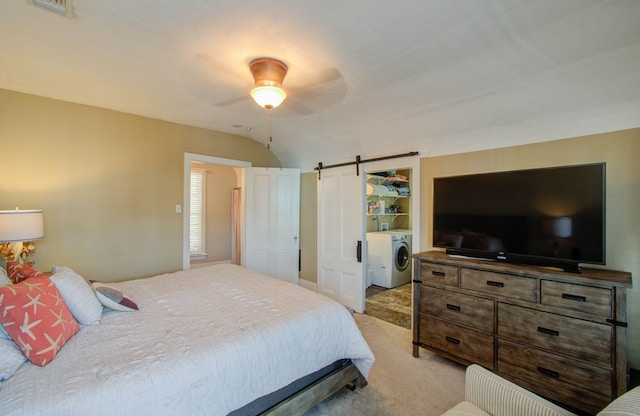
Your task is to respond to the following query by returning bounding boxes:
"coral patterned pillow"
[6,261,47,284]
[0,275,79,366]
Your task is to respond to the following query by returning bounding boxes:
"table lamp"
[0,208,44,263]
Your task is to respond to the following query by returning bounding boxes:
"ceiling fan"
[247,57,288,109]
[212,56,345,115]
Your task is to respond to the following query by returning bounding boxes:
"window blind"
[190,168,206,255]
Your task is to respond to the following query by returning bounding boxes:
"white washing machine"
[367,230,412,288]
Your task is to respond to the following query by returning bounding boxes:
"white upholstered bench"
[442,364,640,416]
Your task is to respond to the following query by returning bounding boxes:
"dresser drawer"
[421,262,459,287]
[461,268,537,302]
[421,286,495,332]
[541,280,611,317]
[419,315,494,368]
[498,303,611,366]
[498,339,612,414]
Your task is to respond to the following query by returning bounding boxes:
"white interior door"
[244,167,300,284]
[317,166,366,312]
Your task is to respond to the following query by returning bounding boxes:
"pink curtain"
[231,187,242,265]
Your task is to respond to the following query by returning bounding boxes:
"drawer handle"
[446,304,461,312]
[537,366,560,378]
[562,293,587,302]
[432,271,446,277]
[445,336,460,345]
[486,280,504,287]
[537,327,560,337]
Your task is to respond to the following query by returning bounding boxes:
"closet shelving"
[366,174,410,222]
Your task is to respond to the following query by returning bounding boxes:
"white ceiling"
[1,0,639,171]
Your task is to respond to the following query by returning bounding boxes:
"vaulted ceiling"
[1,1,639,170]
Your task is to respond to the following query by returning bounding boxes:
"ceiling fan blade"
[281,97,314,115]
[317,67,342,82]
[184,53,251,107]
[280,66,347,115]
[194,53,247,87]
[214,95,250,107]
[289,67,342,92]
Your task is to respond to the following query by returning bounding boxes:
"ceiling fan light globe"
[250,86,287,109]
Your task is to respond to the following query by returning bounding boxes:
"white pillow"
[0,337,27,381]
[51,266,103,325]
[0,268,10,286]
[90,281,139,312]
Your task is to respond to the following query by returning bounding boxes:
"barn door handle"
[357,240,362,263]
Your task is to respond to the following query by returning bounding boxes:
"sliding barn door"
[244,167,300,285]
[317,166,366,312]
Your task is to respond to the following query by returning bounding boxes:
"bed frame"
[264,362,366,415]
[232,360,367,415]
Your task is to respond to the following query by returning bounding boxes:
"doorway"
[182,153,250,271]
[364,166,415,329]
[316,155,420,319]
[188,162,241,269]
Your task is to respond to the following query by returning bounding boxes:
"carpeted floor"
[365,284,412,329]
[305,313,466,415]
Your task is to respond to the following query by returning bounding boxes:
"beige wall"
[421,128,640,369]
[0,89,280,281]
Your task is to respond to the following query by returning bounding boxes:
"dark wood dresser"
[412,250,632,415]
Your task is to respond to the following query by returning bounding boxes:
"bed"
[0,263,375,415]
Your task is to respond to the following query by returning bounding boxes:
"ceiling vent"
[27,0,72,18]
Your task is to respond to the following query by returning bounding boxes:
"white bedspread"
[0,264,374,415]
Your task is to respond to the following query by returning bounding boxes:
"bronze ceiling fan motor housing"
[249,57,288,89]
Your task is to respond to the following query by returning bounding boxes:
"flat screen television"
[432,163,605,273]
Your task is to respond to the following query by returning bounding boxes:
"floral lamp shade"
[0,209,44,264]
